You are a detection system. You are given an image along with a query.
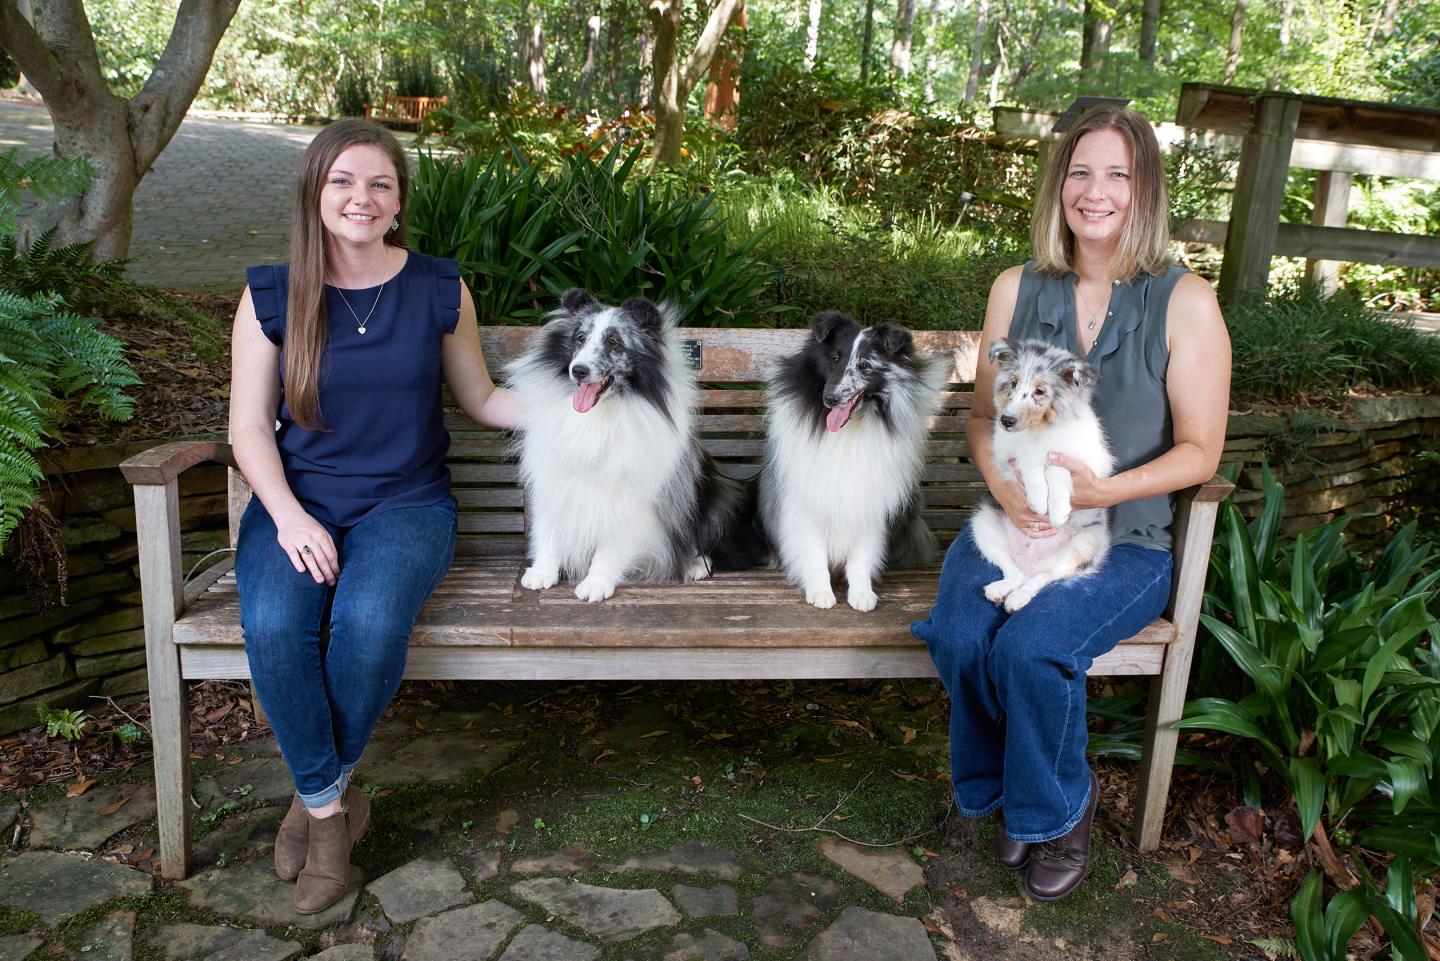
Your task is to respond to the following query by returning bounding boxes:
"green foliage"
[0,48,17,89]
[0,151,92,237]
[36,705,90,741]
[1227,286,1440,406]
[334,69,375,118]
[1177,466,1440,868]
[1290,859,1429,961]
[114,723,145,745]
[712,173,1020,328]
[407,146,776,326]
[389,56,445,98]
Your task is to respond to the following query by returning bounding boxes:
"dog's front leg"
[843,528,886,612]
[1044,463,1074,527]
[1019,461,1050,516]
[520,512,562,591]
[574,544,638,603]
[783,524,836,609]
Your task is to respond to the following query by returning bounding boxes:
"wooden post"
[1217,94,1302,307]
[1303,170,1353,295]
[1036,139,1056,189]
[134,481,193,879]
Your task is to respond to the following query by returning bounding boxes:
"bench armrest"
[121,441,236,486]
[1184,472,1235,505]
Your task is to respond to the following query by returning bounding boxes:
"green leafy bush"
[1227,286,1440,406]
[406,147,776,326]
[35,704,90,741]
[334,68,374,118]
[1177,466,1440,866]
[1291,858,1428,961]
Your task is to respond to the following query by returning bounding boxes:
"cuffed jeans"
[236,497,457,808]
[911,521,1172,842]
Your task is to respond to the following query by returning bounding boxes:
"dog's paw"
[847,585,878,612]
[984,579,1019,605]
[1049,506,1072,527]
[574,576,617,603]
[805,585,837,609]
[1004,584,1039,612]
[685,555,714,581]
[521,566,559,591]
[1025,491,1049,515]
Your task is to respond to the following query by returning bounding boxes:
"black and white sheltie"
[970,337,1115,612]
[759,311,951,611]
[506,289,751,602]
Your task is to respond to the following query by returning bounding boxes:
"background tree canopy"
[84,0,1439,119]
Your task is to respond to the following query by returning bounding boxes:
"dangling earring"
[389,217,400,232]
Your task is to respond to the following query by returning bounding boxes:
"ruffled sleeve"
[435,257,462,335]
[245,264,287,346]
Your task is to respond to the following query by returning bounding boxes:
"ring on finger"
[1030,522,1040,533]
[301,545,312,555]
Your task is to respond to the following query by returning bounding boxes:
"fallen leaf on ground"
[99,796,130,816]
[66,777,97,798]
[1225,805,1263,846]
[1201,935,1233,944]
[593,749,617,762]
[1116,868,1139,890]
[637,730,668,739]
[901,725,917,744]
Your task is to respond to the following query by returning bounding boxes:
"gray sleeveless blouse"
[1007,261,1188,552]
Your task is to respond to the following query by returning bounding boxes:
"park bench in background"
[362,94,447,129]
[122,326,1233,880]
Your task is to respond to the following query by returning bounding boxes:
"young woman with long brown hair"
[912,105,1231,901]
[230,119,520,914]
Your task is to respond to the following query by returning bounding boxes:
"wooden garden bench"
[121,326,1232,880]
[362,94,448,129]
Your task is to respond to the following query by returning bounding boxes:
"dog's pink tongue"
[573,381,602,413]
[826,393,862,432]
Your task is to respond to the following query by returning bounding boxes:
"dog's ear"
[621,297,664,331]
[1060,358,1100,390]
[871,323,913,357]
[561,288,597,314]
[810,311,855,344]
[987,337,1018,368]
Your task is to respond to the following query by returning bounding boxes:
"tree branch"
[678,0,744,100]
[0,0,72,109]
[128,0,241,172]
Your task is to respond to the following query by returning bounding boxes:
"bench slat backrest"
[448,328,984,557]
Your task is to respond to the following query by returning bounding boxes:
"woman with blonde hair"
[230,119,520,913]
[912,105,1231,901]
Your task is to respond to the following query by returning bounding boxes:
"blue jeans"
[236,497,457,807]
[911,521,1172,842]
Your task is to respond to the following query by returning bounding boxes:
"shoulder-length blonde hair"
[1030,105,1169,280]
[285,119,409,430]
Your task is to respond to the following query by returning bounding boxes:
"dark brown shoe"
[993,814,1031,870]
[294,788,371,915]
[274,795,308,881]
[1021,770,1099,902]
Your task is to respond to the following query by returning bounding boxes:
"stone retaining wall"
[0,437,229,736]
[0,395,1435,736]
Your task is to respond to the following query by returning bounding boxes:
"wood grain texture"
[120,441,237,485]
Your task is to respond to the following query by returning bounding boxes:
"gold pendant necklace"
[333,282,386,335]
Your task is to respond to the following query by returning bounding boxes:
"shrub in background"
[334,68,374,118]
[406,147,776,326]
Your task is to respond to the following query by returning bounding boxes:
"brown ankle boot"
[1021,770,1099,902]
[274,795,308,881]
[294,788,371,915]
[993,814,1031,870]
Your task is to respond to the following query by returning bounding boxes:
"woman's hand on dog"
[997,469,1056,538]
[1046,452,1114,510]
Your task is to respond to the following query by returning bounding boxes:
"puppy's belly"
[1003,523,1071,573]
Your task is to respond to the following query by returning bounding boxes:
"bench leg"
[135,483,192,879]
[1133,663,1184,851]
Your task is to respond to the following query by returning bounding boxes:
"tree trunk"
[921,0,940,99]
[520,8,548,100]
[0,0,240,262]
[1377,0,1397,38]
[1224,0,1244,83]
[964,0,989,105]
[1080,0,1112,71]
[891,0,918,76]
[988,17,1007,104]
[577,14,601,104]
[647,0,744,167]
[804,0,821,70]
[637,27,655,107]
[603,2,626,97]
[704,0,744,129]
[860,0,876,82]
[1139,0,1159,62]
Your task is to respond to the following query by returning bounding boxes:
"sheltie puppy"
[506,289,751,602]
[758,311,951,611]
[970,337,1115,612]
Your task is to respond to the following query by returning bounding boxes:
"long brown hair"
[285,119,410,430]
[1031,105,1170,281]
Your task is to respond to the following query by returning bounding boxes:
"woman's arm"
[229,288,339,584]
[968,264,1058,537]
[442,282,523,430]
[1053,272,1232,507]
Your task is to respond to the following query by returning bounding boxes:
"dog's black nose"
[823,392,841,407]
[571,364,590,381]
[1000,414,1017,429]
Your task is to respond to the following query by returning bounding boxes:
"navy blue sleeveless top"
[1008,261,1188,551]
[245,251,462,527]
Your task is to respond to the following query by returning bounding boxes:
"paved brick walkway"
[2,101,322,290]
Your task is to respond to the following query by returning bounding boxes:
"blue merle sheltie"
[759,311,951,611]
[505,289,752,603]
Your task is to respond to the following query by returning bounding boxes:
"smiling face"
[1060,127,1133,252]
[319,144,402,248]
